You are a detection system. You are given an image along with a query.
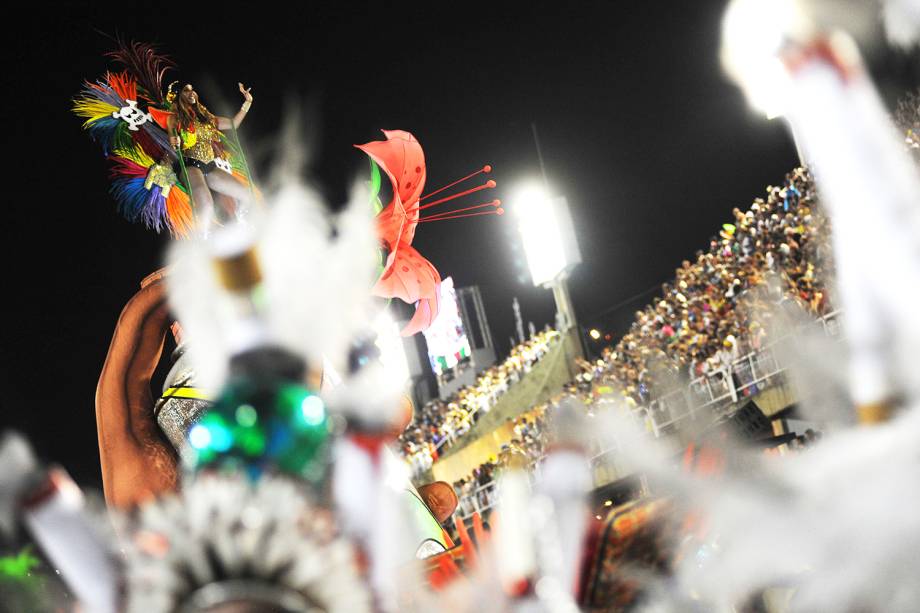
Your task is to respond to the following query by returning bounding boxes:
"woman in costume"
[167,81,254,227]
[73,41,256,237]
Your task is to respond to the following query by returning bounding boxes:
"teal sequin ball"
[189,377,332,483]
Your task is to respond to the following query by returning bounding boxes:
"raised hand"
[238,82,253,103]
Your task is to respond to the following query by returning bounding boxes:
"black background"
[2,2,916,487]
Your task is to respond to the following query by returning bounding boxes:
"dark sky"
[3,2,916,487]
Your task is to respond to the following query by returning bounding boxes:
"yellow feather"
[72,98,118,128]
[113,147,154,168]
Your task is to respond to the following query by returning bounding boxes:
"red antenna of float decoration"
[409,165,505,223]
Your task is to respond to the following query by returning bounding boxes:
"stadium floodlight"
[512,181,583,342]
[720,0,805,119]
[514,183,579,287]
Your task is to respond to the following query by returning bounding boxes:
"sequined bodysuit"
[181,119,224,172]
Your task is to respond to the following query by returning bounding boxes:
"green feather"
[369,159,383,215]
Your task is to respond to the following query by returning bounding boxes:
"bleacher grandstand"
[420,166,840,517]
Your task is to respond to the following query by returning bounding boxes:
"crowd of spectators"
[428,161,870,501]
[439,99,920,504]
[399,329,561,475]
[453,460,497,518]
[452,411,548,517]
[444,92,920,512]
[444,166,847,515]
[590,167,835,406]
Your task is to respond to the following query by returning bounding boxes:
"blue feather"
[110,177,168,233]
[142,185,167,233]
[86,116,124,156]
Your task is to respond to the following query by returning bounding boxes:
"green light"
[192,376,332,482]
[238,427,266,456]
[236,404,258,427]
[201,413,233,452]
[300,394,326,426]
[189,425,211,449]
[209,424,233,452]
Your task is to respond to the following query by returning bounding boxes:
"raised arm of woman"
[217,82,253,130]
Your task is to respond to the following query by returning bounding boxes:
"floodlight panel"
[517,190,567,286]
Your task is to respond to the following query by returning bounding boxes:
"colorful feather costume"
[73,42,253,237]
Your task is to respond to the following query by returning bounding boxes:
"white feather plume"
[260,180,379,372]
[882,0,920,48]
[165,237,231,391]
[165,179,380,392]
[121,474,372,613]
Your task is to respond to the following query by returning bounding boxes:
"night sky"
[3,2,916,487]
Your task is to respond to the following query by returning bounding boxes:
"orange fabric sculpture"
[356,130,442,336]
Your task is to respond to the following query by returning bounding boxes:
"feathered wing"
[73,71,192,236]
[73,72,171,157]
[108,152,193,236]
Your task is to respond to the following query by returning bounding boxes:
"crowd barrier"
[640,309,841,437]
[455,310,843,518]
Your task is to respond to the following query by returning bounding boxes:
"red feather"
[148,107,174,131]
[106,71,137,101]
[108,157,148,179]
[106,40,175,105]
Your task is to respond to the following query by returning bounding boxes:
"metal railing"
[453,310,844,511]
[640,309,842,437]
[456,479,500,520]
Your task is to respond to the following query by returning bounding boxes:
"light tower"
[513,183,584,367]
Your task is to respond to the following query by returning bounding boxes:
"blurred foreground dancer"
[0,432,117,613]
[723,0,920,423]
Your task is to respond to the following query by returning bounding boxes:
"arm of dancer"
[218,82,253,130]
[95,274,178,509]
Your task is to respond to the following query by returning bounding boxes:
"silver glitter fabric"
[155,396,210,453]
[154,346,212,454]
